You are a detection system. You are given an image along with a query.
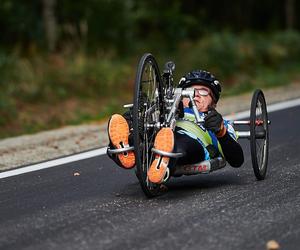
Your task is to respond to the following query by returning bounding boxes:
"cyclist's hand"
[204,108,226,137]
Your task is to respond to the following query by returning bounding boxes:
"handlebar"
[166,87,205,127]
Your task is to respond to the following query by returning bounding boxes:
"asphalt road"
[0,106,299,250]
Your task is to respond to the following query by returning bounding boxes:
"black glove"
[204,108,224,135]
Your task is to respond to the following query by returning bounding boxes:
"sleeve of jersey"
[223,120,238,141]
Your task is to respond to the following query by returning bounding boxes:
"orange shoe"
[108,114,135,169]
[148,128,174,184]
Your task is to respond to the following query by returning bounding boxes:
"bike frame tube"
[232,120,271,125]
[236,131,250,139]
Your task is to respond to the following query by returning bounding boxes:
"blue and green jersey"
[176,108,238,160]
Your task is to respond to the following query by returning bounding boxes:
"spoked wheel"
[132,53,165,197]
[250,89,269,180]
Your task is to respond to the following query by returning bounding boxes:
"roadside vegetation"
[1,31,300,139]
[1,1,300,139]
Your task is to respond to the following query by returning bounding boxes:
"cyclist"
[107,70,244,184]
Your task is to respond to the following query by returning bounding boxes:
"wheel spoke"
[256,140,263,168]
[255,99,264,170]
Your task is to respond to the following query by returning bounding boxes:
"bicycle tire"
[132,53,165,197]
[250,89,269,180]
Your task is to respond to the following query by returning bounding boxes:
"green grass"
[1,31,300,139]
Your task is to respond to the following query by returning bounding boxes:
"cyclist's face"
[182,84,214,112]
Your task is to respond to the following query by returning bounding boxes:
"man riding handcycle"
[107,53,269,197]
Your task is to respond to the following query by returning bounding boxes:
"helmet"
[178,70,222,103]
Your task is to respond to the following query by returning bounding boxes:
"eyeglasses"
[194,88,211,97]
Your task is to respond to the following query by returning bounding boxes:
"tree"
[42,0,57,51]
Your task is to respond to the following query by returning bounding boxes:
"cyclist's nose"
[193,95,202,101]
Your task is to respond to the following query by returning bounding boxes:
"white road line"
[1,97,300,179]
[0,148,107,179]
[225,97,300,120]
[224,110,250,121]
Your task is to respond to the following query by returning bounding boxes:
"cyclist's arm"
[218,131,244,168]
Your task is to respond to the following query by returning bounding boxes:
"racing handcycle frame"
[108,53,270,197]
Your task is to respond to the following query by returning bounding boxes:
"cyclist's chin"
[199,107,209,112]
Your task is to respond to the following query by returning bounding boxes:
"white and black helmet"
[178,70,222,103]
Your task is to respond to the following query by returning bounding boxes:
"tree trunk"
[42,0,57,52]
[285,0,295,30]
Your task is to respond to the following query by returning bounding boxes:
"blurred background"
[0,0,299,139]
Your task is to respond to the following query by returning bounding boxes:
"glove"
[204,108,227,137]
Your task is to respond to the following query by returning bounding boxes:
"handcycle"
[108,53,270,197]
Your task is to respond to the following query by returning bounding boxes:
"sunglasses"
[194,88,211,97]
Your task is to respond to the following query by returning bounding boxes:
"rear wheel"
[132,53,165,197]
[250,89,269,180]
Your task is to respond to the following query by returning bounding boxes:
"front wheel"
[250,89,269,180]
[132,53,165,197]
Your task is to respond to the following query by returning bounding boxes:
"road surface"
[0,106,299,250]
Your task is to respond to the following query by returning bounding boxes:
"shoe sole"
[108,114,135,169]
[148,128,174,184]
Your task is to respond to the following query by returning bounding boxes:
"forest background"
[0,0,299,139]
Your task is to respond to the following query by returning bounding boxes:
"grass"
[1,31,300,139]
